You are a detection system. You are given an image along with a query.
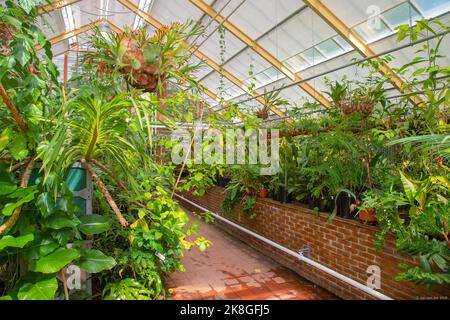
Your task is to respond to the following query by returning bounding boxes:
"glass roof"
[29,0,450,115]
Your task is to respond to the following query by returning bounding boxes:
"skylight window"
[300,47,326,65]
[62,5,75,31]
[61,5,76,44]
[333,35,352,51]
[253,72,271,86]
[263,67,282,81]
[382,2,422,29]
[133,0,153,30]
[284,54,310,73]
[315,39,344,59]
[412,0,450,18]
[99,0,110,19]
[353,18,391,43]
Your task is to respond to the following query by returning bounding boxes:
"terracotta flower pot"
[359,208,377,223]
[260,188,268,198]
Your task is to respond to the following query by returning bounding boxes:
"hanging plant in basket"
[84,20,203,93]
[255,89,289,120]
[324,77,384,117]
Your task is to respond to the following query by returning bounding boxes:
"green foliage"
[222,165,262,218]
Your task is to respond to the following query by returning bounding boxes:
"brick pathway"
[166,212,337,300]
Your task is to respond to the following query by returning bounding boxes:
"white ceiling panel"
[321,0,404,27]
[258,8,336,62]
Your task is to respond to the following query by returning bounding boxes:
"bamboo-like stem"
[0,158,35,235]
[81,159,129,227]
[0,82,27,133]
[90,159,147,209]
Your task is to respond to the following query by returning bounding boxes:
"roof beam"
[42,19,251,123]
[36,19,102,50]
[304,0,424,106]
[38,0,80,14]
[199,5,308,83]
[190,0,331,108]
[117,0,292,122]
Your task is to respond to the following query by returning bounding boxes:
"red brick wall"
[179,186,450,300]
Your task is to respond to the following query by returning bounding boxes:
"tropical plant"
[222,165,262,219]
[256,89,290,120]
[0,0,213,300]
[84,20,203,94]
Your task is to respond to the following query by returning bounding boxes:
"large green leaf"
[30,248,80,273]
[77,214,112,235]
[22,237,59,260]
[43,212,80,230]
[143,43,161,65]
[0,233,34,250]
[2,187,37,216]
[9,134,28,160]
[18,0,40,14]
[77,249,116,273]
[36,192,55,218]
[400,171,417,203]
[0,182,17,196]
[0,128,12,152]
[17,276,57,300]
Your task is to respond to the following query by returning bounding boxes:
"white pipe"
[173,192,393,300]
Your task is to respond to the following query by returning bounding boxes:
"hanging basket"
[337,100,374,117]
[118,36,163,93]
[255,109,269,120]
[0,21,15,56]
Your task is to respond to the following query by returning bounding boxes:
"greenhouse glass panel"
[382,1,422,29]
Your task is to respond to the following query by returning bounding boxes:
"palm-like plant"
[389,134,450,161]
[37,87,156,226]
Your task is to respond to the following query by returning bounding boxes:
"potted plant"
[221,165,261,217]
[256,90,289,120]
[84,21,202,94]
[323,77,384,117]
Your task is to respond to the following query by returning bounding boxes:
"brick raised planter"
[179,186,450,300]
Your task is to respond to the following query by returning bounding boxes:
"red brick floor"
[166,212,337,300]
